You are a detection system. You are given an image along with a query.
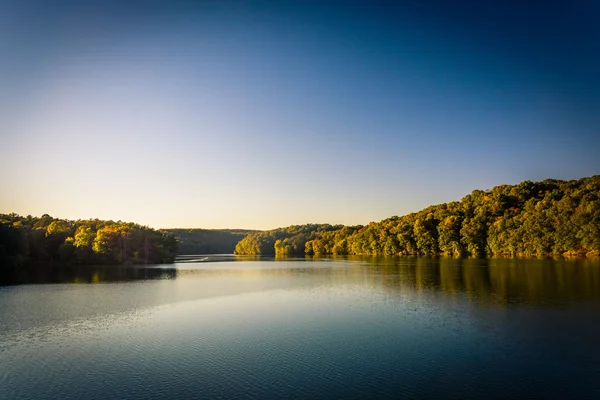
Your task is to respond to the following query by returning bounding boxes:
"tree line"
[161,228,257,254]
[234,175,600,257]
[2,176,598,268]
[0,214,178,269]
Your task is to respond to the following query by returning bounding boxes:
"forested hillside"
[235,176,600,257]
[162,229,257,254]
[234,224,355,256]
[0,214,178,268]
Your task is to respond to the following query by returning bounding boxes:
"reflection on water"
[3,257,600,307]
[1,257,600,399]
[345,256,600,306]
[1,264,177,285]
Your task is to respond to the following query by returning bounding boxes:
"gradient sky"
[1,0,599,229]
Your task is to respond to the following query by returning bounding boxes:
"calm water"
[1,257,600,399]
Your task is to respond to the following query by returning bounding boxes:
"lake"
[2,256,600,399]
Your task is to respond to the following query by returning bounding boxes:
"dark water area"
[1,257,600,399]
[0,263,178,285]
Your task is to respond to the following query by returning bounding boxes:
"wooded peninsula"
[0,216,178,268]
[1,176,599,271]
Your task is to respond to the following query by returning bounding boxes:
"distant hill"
[234,175,600,257]
[162,229,258,255]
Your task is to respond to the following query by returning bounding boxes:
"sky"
[1,0,599,229]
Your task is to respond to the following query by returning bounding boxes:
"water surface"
[1,257,600,399]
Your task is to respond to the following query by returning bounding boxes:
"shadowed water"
[1,257,600,399]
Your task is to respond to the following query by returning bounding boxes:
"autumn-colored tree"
[232,175,600,258]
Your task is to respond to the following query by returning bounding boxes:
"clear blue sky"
[1,0,598,229]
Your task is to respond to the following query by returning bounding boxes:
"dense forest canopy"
[234,224,355,256]
[234,176,600,257]
[0,214,178,269]
[162,229,257,255]
[1,176,599,269]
